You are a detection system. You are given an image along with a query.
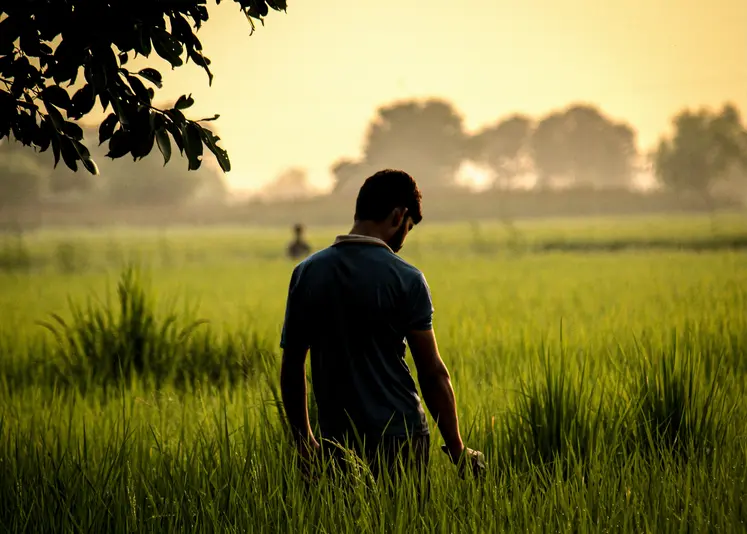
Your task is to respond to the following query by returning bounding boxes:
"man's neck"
[349,221,387,242]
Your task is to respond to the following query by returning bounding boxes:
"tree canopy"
[0,137,44,209]
[531,105,637,189]
[0,1,285,175]
[0,130,227,208]
[331,99,466,194]
[260,167,317,201]
[654,104,747,196]
[331,101,642,193]
[468,114,533,189]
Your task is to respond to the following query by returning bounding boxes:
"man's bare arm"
[407,328,465,460]
[280,347,318,450]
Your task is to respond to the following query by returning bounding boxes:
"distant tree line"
[0,127,226,210]
[2,98,746,211]
[330,100,747,202]
[2,1,744,214]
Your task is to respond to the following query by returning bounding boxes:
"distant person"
[287,223,312,260]
[279,169,485,493]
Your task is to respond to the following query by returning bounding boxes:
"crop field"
[1,213,746,532]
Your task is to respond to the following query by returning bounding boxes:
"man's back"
[280,169,484,483]
[281,236,433,442]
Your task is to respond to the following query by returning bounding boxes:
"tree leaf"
[126,74,150,103]
[155,128,172,166]
[44,101,65,129]
[81,157,99,176]
[61,120,84,141]
[51,132,61,168]
[70,139,98,175]
[11,111,37,146]
[170,13,197,47]
[98,90,110,113]
[35,121,52,153]
[183,123,203,170]
[165,121,184,155]
[212,144,231,173]
[42,85,71,111]
[135,25,152,57]
[188,49,213,85]
[72,139,91,160]
[60,136,79,172]
[70,84,96,119]
[99,113,118,145]
[174,94,194,110]
[106,129,131,159]
[152,28,184,68]
[268,0,288,10]
[138,68,163,88]
[251,1,270,17]
[132,128,155,160]
[165,108,186,124]
[199,125,231,172]
[50,40,74,85]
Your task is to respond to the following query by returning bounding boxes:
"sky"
[145,0,747,192]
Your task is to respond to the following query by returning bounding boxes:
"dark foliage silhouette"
[0,1,285,175]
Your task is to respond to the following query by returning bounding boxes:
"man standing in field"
[280,169,484,486]
[287,223,312,260]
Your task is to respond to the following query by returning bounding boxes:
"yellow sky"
[151,0,747,191]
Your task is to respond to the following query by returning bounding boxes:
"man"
[287,223,312,260]
[280,169,484,485]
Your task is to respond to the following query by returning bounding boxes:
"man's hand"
[297,436,321,459]
[441,445,487,479]
[296,436,322,481]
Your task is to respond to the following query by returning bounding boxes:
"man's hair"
[354,169,423,224]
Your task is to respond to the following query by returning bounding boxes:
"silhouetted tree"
[48,166,96,195]
[330,158,372,195]
[261,167,316,201]
[0,1,285,175]
[63,125,227,206]
[468,114,532,189]
[1,127,226,207]
[0,138,43,209]
[105,154,217,207]
[0,133,96,196]
[354,99,466,191]
[654,104,747,199]
[531,105,637,189]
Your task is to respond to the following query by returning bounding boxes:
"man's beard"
[386,219,408,253]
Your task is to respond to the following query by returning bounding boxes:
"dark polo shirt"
[280,235,433,442]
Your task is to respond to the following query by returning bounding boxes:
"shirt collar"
[333,234,393,253]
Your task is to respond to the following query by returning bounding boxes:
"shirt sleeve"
[406,271,434,331]
[280,265,309,350]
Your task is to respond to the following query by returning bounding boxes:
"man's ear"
[391,207,408,227]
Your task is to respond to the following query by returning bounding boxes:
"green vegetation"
[1,215,746,532]
[2,2,286,176]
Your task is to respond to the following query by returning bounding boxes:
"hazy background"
[1,0,746,227]
[143,0,747,193]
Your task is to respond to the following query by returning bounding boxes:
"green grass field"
[1,214,746,532]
